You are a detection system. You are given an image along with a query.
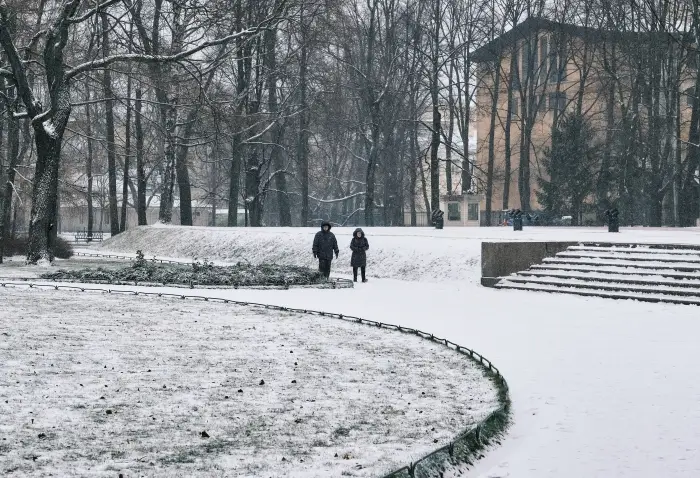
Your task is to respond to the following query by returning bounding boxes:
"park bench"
[74,230,104,243]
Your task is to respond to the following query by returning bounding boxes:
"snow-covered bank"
[98,225,484,282]
[97,225,700,282]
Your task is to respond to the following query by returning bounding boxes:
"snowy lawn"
[0,287,499,477]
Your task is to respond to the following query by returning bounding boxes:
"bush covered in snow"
[1,235,73,259]
[40,251,323,286]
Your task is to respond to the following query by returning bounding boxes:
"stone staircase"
[494,242,700,305]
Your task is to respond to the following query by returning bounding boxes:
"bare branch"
[68,0,126,24]
[66,15,284,81]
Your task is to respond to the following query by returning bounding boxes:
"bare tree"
[0,0,284,262]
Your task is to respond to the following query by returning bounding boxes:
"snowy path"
[201,280,700,478]
[13,275,700,477]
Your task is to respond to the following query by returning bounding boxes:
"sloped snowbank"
[98,224,700,282]
[98,225,484,282]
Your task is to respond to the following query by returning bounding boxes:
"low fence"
[381,352,509,477]
[0,275,354,290]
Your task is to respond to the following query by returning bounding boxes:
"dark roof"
[471,16,682,63]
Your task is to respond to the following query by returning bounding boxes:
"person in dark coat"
[349,227,369,282]
[312,221,339,279]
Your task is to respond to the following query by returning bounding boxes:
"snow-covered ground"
[98,224,700,282]
[100,225,700,477]
[0,287,498,477]
[5,225,700,477]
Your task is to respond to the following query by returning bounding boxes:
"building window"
[686,87,695,107]
[511,52,520,89]
[549,92,567,114]
[549,45,567,84]
[447,202,461,221]
[510,99,519,120]
[539,36,546,84]
[468,203,479,221]
[522,40,537,82]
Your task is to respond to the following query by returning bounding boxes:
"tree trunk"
[409,119,418,226]
[598,73,615,214]
[460,33,473,197]
[680,6,700,226]
[245,145,262,227]
[297,6,310,227]
[85,87,95,238]
[518,121,532,211]
[486,62,501,225]
[175,122,193,226]
[0,79,5,261]
[503,52,516,209]
[120,75,132,232]
[27,126,63,263]
[211,143,219,226]
[364,114,380,226]
[445,55,455,195]
[102,12,119,236]
[158,103,176,223]
[0,109,20,262]
[429,102,441,213]
[428,0,442,213]
[227,136,242,226]
[265,24,291,226]
[135,88,148,226]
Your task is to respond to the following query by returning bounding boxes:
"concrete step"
[495,280,700,306]
[517,269,700,288]
[556,250,700,264]
[530,263,700,279]
[569,245,700,257]
[542,256,700,272]
[503,275,700,297]
[579,242,700,252]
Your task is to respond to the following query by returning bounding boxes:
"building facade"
[472,17,696,225]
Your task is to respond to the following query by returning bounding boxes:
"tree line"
[1,0,699,263]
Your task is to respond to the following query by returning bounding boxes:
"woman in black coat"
[349,228,369,282]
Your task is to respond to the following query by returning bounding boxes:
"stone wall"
[481,241,577,286]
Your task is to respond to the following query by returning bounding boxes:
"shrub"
[53,237,74,259]
[1,235,73,259]
[41,259,324,287]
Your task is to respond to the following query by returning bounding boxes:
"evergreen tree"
[537,113,600,225]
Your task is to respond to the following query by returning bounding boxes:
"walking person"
[350,228,369,283]
[312,221,339,280]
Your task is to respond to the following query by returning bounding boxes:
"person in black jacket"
[349,228,369,282]
[312,221,339,279]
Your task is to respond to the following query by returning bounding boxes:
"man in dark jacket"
[312,221,339,279]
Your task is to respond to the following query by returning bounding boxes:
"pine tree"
[537,113,600,225]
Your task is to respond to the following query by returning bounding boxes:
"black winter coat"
[349,228,369,267]
[312,222,339,261]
